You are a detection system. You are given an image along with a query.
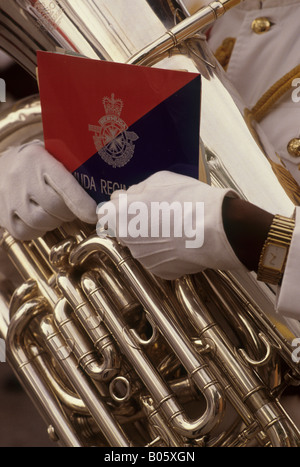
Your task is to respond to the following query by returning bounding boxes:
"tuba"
[0,0,300,448]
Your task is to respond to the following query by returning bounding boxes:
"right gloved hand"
[97,171,246,280]
[0,141,97,240]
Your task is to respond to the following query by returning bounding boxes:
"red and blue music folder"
[37,51,201,203]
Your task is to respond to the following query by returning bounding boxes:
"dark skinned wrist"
[222,197,274,272]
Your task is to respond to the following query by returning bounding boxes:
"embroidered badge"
[89,94,139,168]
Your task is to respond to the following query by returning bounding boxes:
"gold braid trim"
[244,65,300,206]
[214,37,236,71]
[214,37,300,205]
[250,64,300,123]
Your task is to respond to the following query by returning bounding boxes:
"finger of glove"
[4,202,75,241]
[110,189,127,201]
[0,140,44,158]
[5,213,51,241]
[126,171,203,193]
[43,171,97,224]
[109,172,187,199]
[30,181,80,223]
[97,200,118,237]
[145,256,204,280]
[110,174,214,209]
[119,241,203,280]
[19,198,76,231]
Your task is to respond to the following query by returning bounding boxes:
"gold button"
[287,138,300,158]
[251,17,272,34]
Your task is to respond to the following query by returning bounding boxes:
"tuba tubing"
[175,276,300,447]
[36,313,132,447]
[6,297,84,447]
[77,241,224,438]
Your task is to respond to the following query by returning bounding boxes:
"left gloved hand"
[97,171,246,280]
[0,141,97,240]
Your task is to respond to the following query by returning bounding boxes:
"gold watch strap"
[257,214,295,285]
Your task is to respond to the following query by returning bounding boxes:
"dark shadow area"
[0,364,57,447]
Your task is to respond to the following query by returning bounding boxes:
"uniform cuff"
[276,207,300,319]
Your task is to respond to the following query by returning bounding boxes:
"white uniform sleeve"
[276,207,300,319]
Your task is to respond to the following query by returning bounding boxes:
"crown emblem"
[103,93,123,117]
[89,92,139,169]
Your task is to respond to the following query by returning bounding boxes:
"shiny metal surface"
[175,274,300,447]
[0,0,239,75]
[1,0,300,447]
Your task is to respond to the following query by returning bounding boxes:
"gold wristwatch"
[257,214,295,286]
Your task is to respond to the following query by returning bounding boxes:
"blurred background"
[0,50,39,108]
[0,363,56,447]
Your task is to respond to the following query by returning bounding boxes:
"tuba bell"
[1,0,300,448]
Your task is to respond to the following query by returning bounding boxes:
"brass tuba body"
[0,0,300,447]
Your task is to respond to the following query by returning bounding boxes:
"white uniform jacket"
[206,0,300,319]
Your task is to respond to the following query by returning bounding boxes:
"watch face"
[264,243,287,271]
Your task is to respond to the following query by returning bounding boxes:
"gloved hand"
[97,171,246,280]
[0,141,97,240]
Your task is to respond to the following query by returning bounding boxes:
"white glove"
[0,141,97,240]
[97,171,245,280]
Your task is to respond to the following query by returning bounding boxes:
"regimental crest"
[89,93,139,168]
